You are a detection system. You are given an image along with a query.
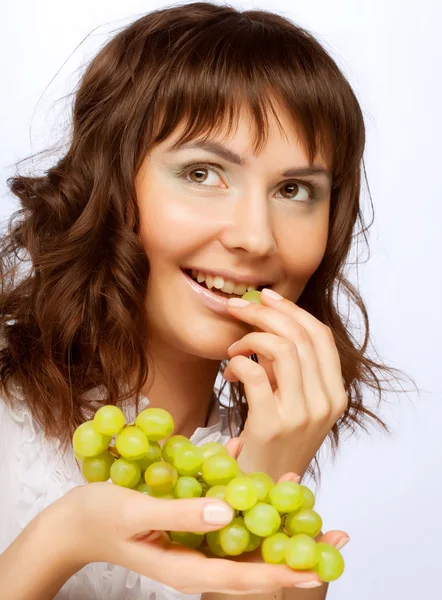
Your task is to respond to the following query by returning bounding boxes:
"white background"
[1,1,441,598]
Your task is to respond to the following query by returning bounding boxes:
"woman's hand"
[58,481,325,595]
[223,288,349,482]
[222,439,350,558]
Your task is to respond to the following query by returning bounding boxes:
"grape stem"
[108,446,120,458]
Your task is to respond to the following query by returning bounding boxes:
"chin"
[185,336,233,361]
[181,321,247,361]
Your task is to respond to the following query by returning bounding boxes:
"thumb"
[122,493,235,537]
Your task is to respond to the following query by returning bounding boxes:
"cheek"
[138,191,208,260]
[280,218,329,280]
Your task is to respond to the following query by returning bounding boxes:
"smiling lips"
[181,269,245,314]
[188,269,259,297]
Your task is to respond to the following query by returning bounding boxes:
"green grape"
[201,494,238,519]
[199,441,228,462]
[285,509,323,538]
[206,530,227,557]
[261,531,290,564]
[243,502,281,537]
[241,290,262,303]
[144,461,178,494]
[116,426,149,460]
[151,492,175,499]
[244,532,261,553]
[201,454,239,486]
[198,478,211,496]
[73,421,111,457]
[93,405,126,436]
[136,483,152,494]
[169,531,204,549]
[162,435,191,464]
[225,476,259,511]
[246,472,274,502]
[110,458,141,488]
[218,517,250,556]
[300,484,315,509]
[269,481,303,514]
[313,543,345,582]
[81,450,115,482]
[173,444,203,477]
[138,441,162,471]
[135,407,174,441]
[174,476,203,498]
[205,485,227,501]
[285,534,319,570]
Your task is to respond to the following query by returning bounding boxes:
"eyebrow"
[165,139,332,181]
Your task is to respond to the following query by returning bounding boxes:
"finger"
[222,369,239,382]
[149,544,323,594]
[227,303,330,419]
[315,529,350,550]
[120,492,235,537]
[222,354,276,430]
[228,331,306,417]
[225,436,243,459]
[227,331,303,396]
[277,471,301,483]
[259,289,349,418]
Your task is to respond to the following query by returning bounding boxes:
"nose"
[220,190,277,257]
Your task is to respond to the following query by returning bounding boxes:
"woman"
[0,2,409,599]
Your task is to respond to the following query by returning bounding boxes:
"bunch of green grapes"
[73,400,344,583]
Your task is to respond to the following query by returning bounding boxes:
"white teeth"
[205,274,214,289]
[222,280,235,294]
[213,276,224,289]
[188,269,259,296]
[233,282,248,295]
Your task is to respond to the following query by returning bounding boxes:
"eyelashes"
[172,161,323,203]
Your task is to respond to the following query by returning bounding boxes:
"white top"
[0,384,235,600]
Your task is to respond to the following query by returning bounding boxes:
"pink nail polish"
[295,581,323,589]
[227,298,250,307]
[335,536,350,550]
[261,288,283,301]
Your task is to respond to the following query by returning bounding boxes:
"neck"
[138,340,222,439]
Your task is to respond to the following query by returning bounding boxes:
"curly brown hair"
[0,1,415,481]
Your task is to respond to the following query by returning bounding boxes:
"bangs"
[140,12,364,186]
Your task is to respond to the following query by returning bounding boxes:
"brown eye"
[188,167,211,184]
[276,182,311,202]
[177,161,321,203]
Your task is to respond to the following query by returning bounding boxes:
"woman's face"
[135,104,332,360]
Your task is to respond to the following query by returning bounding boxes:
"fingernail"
[261,288,283,301]
[228,341,239,351]
[335,536,350,550]
[227,298,250,307]
[203,502,234,525]
[295,581,323,589]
